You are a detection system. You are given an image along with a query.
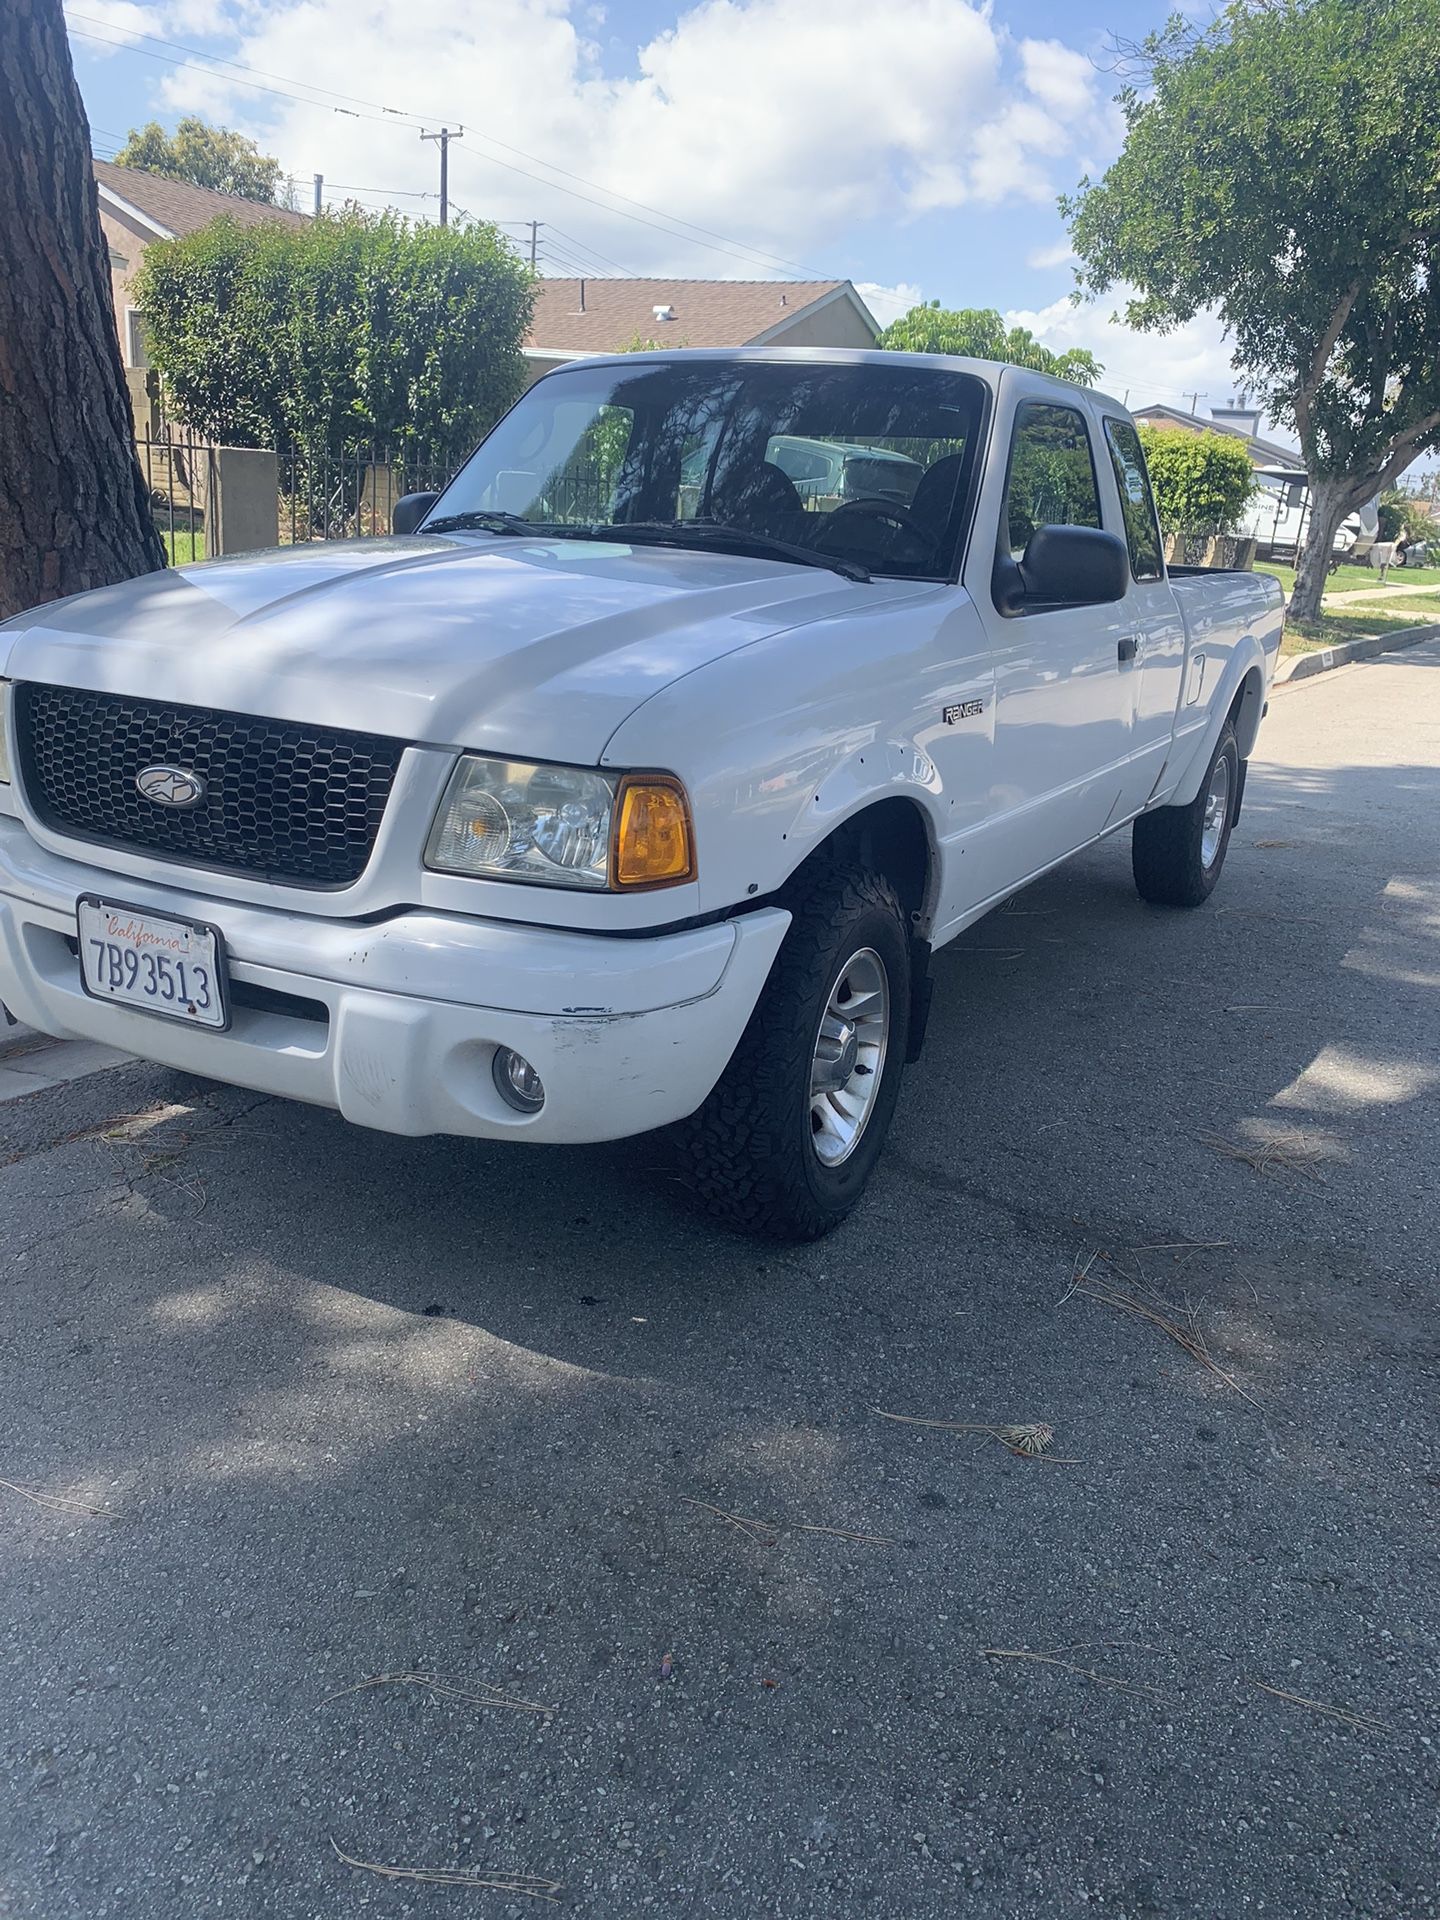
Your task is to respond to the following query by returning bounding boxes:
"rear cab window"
[1103,417,1165,581]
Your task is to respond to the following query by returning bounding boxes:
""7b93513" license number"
[76,896,229,1030]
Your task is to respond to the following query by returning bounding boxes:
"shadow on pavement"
[1,754,1436,1918]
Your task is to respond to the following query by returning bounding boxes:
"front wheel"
[1132,721,1239,908]
[676,864,911,1240]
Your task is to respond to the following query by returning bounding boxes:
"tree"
[1136,426,1255,533]
[879,302,1102,386]
[1064,0,1440,621]
[0,0,164,621]
[115,117,284,205]
[134,209,534,453]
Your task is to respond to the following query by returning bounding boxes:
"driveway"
[2,637,1437,1919]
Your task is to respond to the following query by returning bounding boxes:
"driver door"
[965,389,1135,889]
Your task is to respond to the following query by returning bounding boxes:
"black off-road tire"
[676,864,911,1240]
[1132,721,1240,908]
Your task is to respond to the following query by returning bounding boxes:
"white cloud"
[64,0,158,52]
[929,32,1115,211]
[1026,240,1077,271]
[854,281,924,328]
[1005,292,1297,444]
[1017,38,1096,119]
[127,0,1106,274]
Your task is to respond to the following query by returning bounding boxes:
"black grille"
[16,683,407,888]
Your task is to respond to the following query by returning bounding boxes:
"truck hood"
[0,534,923,763]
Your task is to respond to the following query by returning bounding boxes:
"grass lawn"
[161,529,206,565]
[1359,587,1440,610]
[1282,597,1440,653]
[1257,558,1440,595]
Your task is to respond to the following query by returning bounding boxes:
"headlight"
[425,755,694,890]
[0,681,11,785]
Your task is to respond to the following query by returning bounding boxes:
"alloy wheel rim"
[809,946,890,1168]
[1201,754,1232,869]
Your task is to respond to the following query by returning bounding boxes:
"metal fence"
[134,429,215,561]
[276,442,467,544]
[136,429,471,557]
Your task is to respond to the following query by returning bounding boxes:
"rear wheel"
[676,863,910,1240]
[1132,721,1239,908]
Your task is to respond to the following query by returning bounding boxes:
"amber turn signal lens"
[612,777,695,888]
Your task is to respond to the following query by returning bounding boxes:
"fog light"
[493,1046,545,1113]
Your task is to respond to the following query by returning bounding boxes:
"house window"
[125,309,150,370]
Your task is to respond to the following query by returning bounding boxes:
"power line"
[73,4,807,266]
[539,243,618,279]
[326,181,430,198]
[447,145,817,277]
[546,224,637,277]
[67,26,419,129]
[536,235,614,275]
[67,13,430,128]
[65,12,828,279]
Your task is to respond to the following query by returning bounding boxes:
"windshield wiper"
[422,509,542,536]
[424,511,872,581]
[601,521,871,584]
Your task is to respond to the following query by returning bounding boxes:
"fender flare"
[1159,639,1268,809]
[784,746,946,921]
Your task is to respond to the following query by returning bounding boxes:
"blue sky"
[67,0,1258,424]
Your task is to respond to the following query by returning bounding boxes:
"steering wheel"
[811,497,935,563]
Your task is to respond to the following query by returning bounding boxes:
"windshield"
[429,358,986,580]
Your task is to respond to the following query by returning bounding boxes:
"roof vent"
[652,304,676,322]
[1211,390,1262,436]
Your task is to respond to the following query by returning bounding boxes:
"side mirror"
[1000,524,1128,611]
[392,491,439,536]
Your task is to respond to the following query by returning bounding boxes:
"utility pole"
[420,126,463,227]
[527,220,542,270]
[312,173,323,217]
[1187,390,1207,417]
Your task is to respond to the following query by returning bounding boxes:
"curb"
[0,1020,133,1103]
[0,1016,39,1059]
[1275,621,1440,686]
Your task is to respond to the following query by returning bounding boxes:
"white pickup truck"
[0,350,1283,1238]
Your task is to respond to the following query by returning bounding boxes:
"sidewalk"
[1321,576,1440,609]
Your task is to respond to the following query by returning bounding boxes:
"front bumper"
[0,819,789,1143]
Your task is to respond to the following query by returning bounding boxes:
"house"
[92,158,309,412]
[1134,396,1379,557]
[524,278,879,380]
[1131,396,1303,470]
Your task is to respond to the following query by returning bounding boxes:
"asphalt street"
[2,636,1437,1919]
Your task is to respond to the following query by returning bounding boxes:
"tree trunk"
[1289,478,1353,624]
[0,0,165,622]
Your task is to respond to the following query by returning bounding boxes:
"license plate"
[77,896,229,1030]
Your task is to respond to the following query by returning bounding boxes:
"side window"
[1004,401,1102,558]
[1104,418,1164,581]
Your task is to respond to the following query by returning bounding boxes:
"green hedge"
[1136,424,1255,533]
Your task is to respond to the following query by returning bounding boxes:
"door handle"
[1117,633,1139,664]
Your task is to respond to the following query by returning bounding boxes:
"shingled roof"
[527,278,872,353]
[94,159,311,239]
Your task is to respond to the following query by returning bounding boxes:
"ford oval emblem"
[136,764,206,808]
